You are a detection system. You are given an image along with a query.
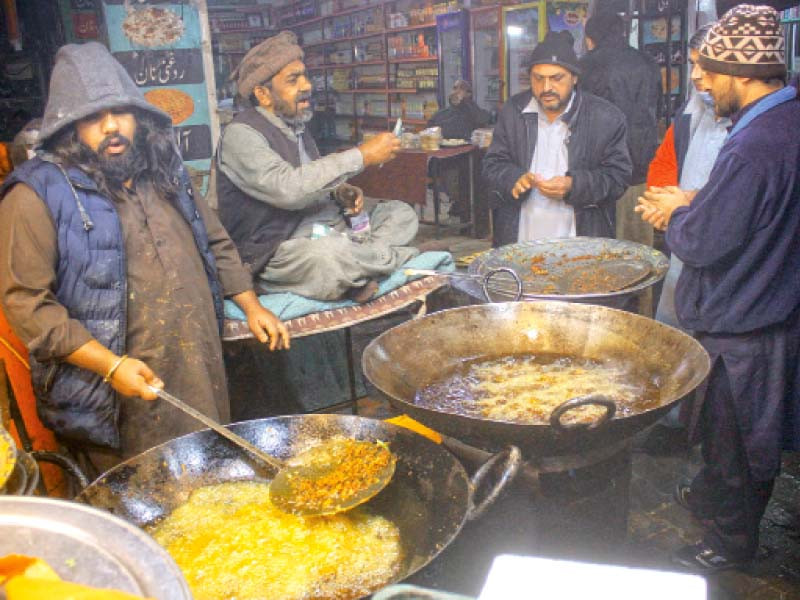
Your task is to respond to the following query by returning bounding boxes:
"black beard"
[84,134,146,187]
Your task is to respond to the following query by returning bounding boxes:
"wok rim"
[362,301,711,435]
[468,238,670,301]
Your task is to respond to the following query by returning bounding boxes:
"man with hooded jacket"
[0,42,289,474]
[482,31,631,247]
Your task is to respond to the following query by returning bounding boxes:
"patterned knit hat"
[699,5,786,79]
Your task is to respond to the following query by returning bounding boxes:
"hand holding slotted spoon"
[150,386,396,516]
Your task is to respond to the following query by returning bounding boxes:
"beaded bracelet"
[103,354,129,384]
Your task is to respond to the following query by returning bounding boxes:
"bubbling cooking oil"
[148,481,403,600]
[415,353,662,425]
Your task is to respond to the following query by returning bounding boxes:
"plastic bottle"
[337,186,371,241]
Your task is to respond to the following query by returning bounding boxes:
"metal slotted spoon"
[150,387,396,516]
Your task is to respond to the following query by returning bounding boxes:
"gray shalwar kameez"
[218,107,419,301]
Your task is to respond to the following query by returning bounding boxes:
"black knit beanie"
[699,4,786,79]
[527,31,581,75]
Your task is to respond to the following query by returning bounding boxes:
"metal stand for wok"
[222,276,448,413]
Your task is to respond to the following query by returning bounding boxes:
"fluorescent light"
[507,25,524,36]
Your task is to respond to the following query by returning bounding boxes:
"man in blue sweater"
[637,5,800,572]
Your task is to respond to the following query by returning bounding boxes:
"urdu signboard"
[101,0,218,189]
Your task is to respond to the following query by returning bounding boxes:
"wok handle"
[149,386,283,472]
[466,445,521,521]
[549,394,617,432]
[30,450,89,491]
[481,267,523,302]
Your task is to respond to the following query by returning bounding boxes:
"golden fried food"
[149,481,403,600]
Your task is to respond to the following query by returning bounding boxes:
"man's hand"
[246,305,290,351]
[634,197,669,231]
[231,290,290,351]
[335,183,364,215]
[512,172,537,199]
[65,339,162,401]
[536,175,572,200]
[358,132,402,167]
[110,357,163,400]
[636,186,693,228]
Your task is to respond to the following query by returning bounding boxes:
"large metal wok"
[79,414,519,598]
[363,301,710,457]
[461,238,669,308]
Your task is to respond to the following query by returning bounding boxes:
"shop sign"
[101,0,216,186]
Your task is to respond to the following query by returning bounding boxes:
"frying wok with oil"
[362,301,711,457]
[78,414,519,597]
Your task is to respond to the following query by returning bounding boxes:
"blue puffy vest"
[2,158,224,448]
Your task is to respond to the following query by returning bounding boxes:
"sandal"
[671,542,749,573]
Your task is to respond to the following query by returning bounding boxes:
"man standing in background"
[579,12,661,253]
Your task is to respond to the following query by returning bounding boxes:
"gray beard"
[273,95,313,129]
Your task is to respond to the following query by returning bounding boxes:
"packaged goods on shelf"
[387,13,409,28]
[390,92,439,120]
[387,32,437,58]
[326,14,353,39]
[354,39,384,62]
[327,44,353,64]
[216,33,249,52]
[356,94,388,117]
[319,0,335,16]
[305,49,325,66]
[356,64,386,88]
[335,119,355,141]
[310,72,327,91]
[329,68,352,91]
[300,26,324,44]
[333,95,353,114]
[352,8,383,35]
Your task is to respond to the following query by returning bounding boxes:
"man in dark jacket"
[0,42,289,474]
[428,80,492,140]
[637,6,800,571]
[579,12,662,249]
[482,31,631,246]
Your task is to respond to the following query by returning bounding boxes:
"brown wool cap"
[231,30,304,98]
[699,4,786,79]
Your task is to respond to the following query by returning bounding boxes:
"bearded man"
[0,42,289,475]
[482,30,631,246]
[217,31,419,303]
[637,5,800,571]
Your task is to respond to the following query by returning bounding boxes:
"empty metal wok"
[78,414,520,598]
[362,301,711,457]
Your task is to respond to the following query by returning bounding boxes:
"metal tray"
[467,237,668,302]
[0,496,191,599]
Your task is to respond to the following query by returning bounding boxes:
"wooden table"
[349,144,478,238]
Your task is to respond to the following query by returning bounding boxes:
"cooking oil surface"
[149,481,403,600]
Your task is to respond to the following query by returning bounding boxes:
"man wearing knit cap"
[0,43,289,474]
[637,5,800,571]
[217,31,419,303]
[482,30,632,247]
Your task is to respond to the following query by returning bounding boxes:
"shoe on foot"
[671,542,749,573]
[674,482,713,527]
